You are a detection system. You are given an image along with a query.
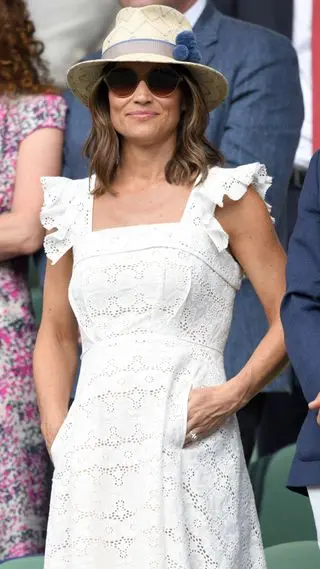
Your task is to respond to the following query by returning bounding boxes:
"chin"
[124,126,163,143]
[120,0,164,6]
[130,134,165,147]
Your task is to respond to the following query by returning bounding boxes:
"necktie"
[312,0,320,151]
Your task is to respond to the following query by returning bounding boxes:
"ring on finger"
[189,431,199,443]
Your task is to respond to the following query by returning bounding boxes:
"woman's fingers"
[183,430,200,447]
[184,385,233,446]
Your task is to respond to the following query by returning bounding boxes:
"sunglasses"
[104,66,182,98]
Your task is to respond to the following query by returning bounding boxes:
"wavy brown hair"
[84,64,224,196]
[0,0,54,95]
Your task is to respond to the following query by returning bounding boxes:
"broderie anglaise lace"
[40,164,270,569]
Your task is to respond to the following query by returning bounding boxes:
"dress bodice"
[42,165,270,569]
[40,164,271,356]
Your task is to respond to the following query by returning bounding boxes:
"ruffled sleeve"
[213,162,272,211]
[40,176,92,264]
[196,162,273,254]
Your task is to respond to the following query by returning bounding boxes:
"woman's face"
[107,62,183,146]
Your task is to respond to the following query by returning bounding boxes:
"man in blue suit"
[281,151,320,544]
[36,0,303,460]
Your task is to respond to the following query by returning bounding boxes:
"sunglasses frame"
[103,65,183,98]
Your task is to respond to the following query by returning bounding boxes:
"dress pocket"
[177,382,193,448]
[50,403,76,466]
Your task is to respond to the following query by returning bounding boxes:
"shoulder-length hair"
[84,64,224,196]
[0,0,55,95]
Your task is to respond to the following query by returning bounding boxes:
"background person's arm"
[309,394,320,425]
[281,152,320,418]
[0,127,63,261]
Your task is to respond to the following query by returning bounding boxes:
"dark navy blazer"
[281,151,320,492]
[36,3,303,391]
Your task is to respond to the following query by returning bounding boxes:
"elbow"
[37,316,79,354]
[20,227,45,255]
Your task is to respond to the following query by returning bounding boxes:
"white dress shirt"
[184,0,207,27]
[308,488,320,547]
[292,0,312,168]
[28,0,118,87]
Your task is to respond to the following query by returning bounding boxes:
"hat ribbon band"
[102,39,174,60]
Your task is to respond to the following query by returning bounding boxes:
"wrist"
[224,375,252,411]
[40,409,68,439]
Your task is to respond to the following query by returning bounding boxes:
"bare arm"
[186,187,288,443]
[33,248,79,448]
[218,186,288,404]
[0,128,63,261]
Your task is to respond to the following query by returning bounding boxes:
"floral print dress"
[0,94,66,561]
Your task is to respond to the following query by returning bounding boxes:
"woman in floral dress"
[0,0,66,561]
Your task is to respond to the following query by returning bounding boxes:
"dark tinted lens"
[106,68,138,97]
[147,68,180,97]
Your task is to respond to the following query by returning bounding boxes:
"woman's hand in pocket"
[184,381,242,446]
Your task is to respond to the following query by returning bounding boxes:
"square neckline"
[88,173,204,236]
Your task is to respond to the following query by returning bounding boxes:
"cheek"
[163,96,182,129]
[109,94,126,132]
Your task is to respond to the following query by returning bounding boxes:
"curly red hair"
[0,0,56,94]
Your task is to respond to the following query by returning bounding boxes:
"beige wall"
[28,0,119,87]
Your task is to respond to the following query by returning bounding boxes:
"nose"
[133,79,152,104]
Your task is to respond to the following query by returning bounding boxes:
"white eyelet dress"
[40,163,271,569]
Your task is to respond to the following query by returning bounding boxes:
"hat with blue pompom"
[67,5,228,111]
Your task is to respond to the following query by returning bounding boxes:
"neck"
[171,0,198,13]
[117,136,177,186]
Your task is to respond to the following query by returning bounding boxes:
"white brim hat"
[67,5,228,112]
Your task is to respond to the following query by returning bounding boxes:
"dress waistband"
[81,332,224,359]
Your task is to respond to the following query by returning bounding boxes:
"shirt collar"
[184,0,207,27]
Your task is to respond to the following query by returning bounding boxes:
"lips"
[127,112,158,118]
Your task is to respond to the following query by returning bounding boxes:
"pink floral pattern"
[0,94,66,561]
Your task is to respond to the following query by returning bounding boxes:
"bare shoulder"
[214,184,286,314]
[215,184,272,239]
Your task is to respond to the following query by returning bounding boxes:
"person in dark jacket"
[281,150,320,545]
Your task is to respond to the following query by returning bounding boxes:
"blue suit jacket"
[281,151,320,492]
[37,3,303,391]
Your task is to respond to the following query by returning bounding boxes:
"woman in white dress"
[33,5,287,569]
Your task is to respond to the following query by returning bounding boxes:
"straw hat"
[67,5,228,111]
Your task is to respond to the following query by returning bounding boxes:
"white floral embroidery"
[41,164,270,569]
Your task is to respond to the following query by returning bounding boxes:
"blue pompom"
[174,30,202,64]
[189,47,202,64]
[173,44,189,62]
[176,31,196,48]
